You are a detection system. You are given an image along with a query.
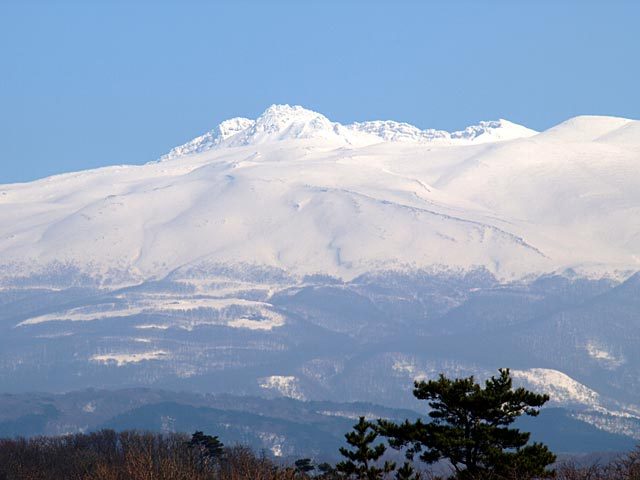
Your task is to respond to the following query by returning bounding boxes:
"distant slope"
[0,390,634,457]
[517,408,635,454]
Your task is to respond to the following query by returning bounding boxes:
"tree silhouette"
[379,369,555,480]
[188,430,225,469]
[336,416,396,480]
[395,461,421,480]
[295,457,315,474]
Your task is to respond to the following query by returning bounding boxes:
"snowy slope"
[0,105,638,287]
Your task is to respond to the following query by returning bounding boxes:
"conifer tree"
[336,416,396,480]
[395,461,421,480]
[189,431,225,464]
[379,369,556,480]
[317,462,341,479]
[295,457,315,474]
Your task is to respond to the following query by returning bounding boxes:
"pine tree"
[317,462,341,479]
[379,369,556,480]
[395,461,421,480]
[295,458,315,474]
[336,416,396,480]
[188,431,225,464]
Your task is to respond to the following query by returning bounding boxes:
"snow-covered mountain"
[1,105,640,441]
[161,104,538,160]
[1,105,638,287]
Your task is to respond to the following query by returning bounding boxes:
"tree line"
[0,369,638,480]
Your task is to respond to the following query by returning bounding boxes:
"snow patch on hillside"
[318,410,381,421]
[390,355,488,383]
[512,368,600,407]
[259,375,305,400]
[585,342,625,368]
[17,297,285,331]
[227,311,284,330]
[390,361,608,411]
[18,306,145,326]
[90,350,169,366]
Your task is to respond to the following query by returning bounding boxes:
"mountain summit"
[161,105,538,161]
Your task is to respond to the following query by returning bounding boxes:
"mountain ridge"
[160,104,539,161]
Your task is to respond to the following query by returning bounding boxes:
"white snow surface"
[90,350,169,366]
[1,105,639,284]
[162,105,538,159]
[585,342,625,369]
[17,297,285,331]
[512,368,640,420]
[512,368,601,408]
[259,375,305,400]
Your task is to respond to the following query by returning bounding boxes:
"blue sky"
[1,0,639,183]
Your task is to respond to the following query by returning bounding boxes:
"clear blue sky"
[1,0,639,183]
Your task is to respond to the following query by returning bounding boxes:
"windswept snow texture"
[1,105,640,438]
